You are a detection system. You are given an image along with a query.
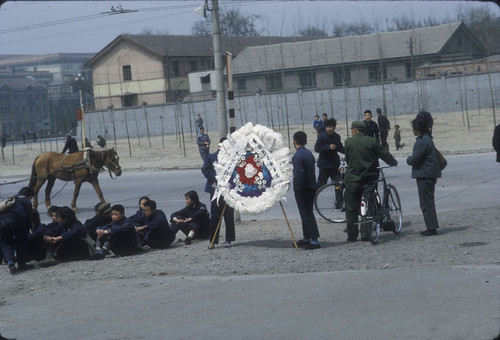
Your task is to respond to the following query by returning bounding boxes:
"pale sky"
[0,1,498,55]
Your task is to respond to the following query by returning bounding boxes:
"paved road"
[2,265,499,339]
[1,152,499,340]
[2,152,499,222]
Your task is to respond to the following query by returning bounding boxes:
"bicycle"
[314,157,347,223]
[359,166,403,244]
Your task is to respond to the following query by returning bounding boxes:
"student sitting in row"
[170,191,209,245]
[128,196,150,226]
[40,206,93,266]
[135,200,174,249]
[95,204,139,258]
[84,202,112,241]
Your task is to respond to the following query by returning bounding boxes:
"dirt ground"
[1,206,499,298]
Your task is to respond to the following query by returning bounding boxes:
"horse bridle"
[100,151,121,179]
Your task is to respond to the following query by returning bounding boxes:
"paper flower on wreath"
[213,123,292,214]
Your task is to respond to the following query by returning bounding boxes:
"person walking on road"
[196,127,211,162]
[195,114,204,133]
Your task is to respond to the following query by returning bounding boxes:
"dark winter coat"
[314,131,345,170]
[292,146,317,192]
[406,134,441,179]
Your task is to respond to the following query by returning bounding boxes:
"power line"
[0,1,267,35]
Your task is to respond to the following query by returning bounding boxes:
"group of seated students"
[27,191,209,267]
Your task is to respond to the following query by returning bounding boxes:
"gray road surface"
[1,153,498,222]
[2,265,499,339]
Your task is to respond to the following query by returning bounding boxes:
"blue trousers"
[0,215,29,265]
[416,178,439,230]
[294,189,320,240]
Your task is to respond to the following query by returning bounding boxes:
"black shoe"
[39,255,58,268]
[346,238,358,242]
[18,263,35,271]
[93,252,105,260]
[9,265,18,275]
[296,239,310,248]
[184,237,192,245]
[420,229,438,236]
[360,237,370,242]
[305,243,320,250]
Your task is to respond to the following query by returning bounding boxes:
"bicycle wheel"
[360,187,380,244]
[386,184,403,234]
[314,182,346,223]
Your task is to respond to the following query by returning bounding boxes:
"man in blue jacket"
[203,137,235,248]
[314,118,345,188]
[62,133,79,154]
[0,187,34,274]
[292,131,320,250]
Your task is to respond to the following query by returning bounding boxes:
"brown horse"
[29,148,122,212]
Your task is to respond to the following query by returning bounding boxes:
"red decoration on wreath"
[236,154,261,185]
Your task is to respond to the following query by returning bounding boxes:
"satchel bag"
[0,196,16,213]
[436,148,447,171]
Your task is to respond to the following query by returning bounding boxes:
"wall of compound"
[79,72,499,141]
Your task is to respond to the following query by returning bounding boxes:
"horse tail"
[29,156,39,189]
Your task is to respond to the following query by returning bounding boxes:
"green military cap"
[351,121,365,130]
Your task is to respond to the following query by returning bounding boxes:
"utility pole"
[211,0,228,138]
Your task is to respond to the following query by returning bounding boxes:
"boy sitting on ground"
[135,200,174,249]
[95,204,139,258]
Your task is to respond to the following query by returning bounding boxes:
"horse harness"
[59,151,103,179]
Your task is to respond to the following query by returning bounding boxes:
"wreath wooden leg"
[209,203,227,249]
[280,201,298,250]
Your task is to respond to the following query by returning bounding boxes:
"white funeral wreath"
[213,123,293,214]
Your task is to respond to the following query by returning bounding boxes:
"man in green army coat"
[344,121,398,241]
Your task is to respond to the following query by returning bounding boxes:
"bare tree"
[332,22,374,38]
[456,5,500,54]
[192,8,261,36]
[298,25,329,39]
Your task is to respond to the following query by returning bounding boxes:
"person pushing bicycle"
[344,121,398,242]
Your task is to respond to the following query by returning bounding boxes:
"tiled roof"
[0,53,95,67]
[86,35,304,66]
[0,77,45,90]
[232,22,466,74]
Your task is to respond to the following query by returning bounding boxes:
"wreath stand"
[209,202,299,250]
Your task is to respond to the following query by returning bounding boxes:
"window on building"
[172,61,179,77]
[122,94,138,107]
[298,71,316,89]
[237,78,247,91]
[266,73,283,92]
[190,61,197,72]
[123,65,132,81]
[405,62,415,79]
[368,65,387,83]
[333,68,351,86]
[201,74,211,84]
